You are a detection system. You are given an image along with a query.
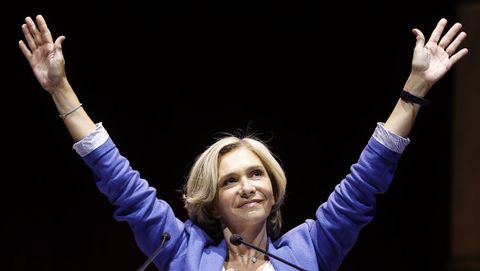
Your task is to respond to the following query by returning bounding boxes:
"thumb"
[412,28,425,50]
[53,35,66,62]
[54,35,65,52]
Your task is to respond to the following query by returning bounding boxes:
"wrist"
[403,74,430,97]
[50,82,82,116]
[46,77,71,95]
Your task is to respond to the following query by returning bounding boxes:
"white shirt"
[222,260,276,271]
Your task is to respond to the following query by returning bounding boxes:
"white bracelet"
[59,103,83,119]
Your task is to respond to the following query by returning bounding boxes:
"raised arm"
[384,18,468,137]
[19,14,96,142]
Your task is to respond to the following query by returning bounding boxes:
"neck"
[224,223,268,247]
[226,231,268,263]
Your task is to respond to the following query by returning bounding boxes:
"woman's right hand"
[19,14,67,94]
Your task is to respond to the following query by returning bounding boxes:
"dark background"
[3,1,473,270]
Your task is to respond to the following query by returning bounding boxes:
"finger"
[21,22,37,51]
[427,18,448,45]
[446,31,467,56]
[36,15,54,44]
[18,40,32,60]
[25,16,42,48]
[449,48,469,65]
[438,22,463,50]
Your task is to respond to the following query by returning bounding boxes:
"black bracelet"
[400,90,430,107]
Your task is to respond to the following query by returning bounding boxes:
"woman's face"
[213,146,275,230]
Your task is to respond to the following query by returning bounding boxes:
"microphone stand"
[231,234,308,271]
[136,232,170,271]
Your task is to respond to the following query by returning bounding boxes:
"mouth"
[239,199,262,208]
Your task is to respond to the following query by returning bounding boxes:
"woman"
[19,15,467,271]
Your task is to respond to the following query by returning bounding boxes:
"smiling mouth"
[240,201,261,208]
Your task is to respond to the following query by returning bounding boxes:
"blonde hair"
[182,134,287,239]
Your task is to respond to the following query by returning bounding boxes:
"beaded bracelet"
[59,103,83,119]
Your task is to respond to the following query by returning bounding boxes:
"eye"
[250,169,264,178]
[221,177,237,186]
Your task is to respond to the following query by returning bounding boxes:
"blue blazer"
[82,136,401,271]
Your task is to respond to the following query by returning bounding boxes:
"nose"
[239,178,256,197]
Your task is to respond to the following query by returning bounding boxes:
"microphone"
[229,234,308,271]
[136,232,171,271]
